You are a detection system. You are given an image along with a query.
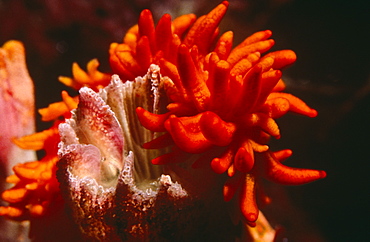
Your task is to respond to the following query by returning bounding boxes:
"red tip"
[265,29,273,36]
[319,170,327,179]
[221,1,230,8]
[309,109,318,118]
[246,213,258,223]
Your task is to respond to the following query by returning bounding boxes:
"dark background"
[1,0,369,241]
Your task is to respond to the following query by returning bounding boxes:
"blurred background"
[0,0,369,241]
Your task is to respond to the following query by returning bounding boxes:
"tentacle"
[268,93,318,117]
[166,115,213,153]
[234,141,255,173]
[263,49,297,69]
[233,30,272,50]
[230,52,260,77]
[232,64,262,115]
[272,149,293,162]
[211,146,235,174]
[264,97,290,118]
[223,172,243,202]
[136,107,170,132]
[272,79,286,92]
[172,14,197,37]
[243,113,280,139]
[177,44,210,112]
[184,1,229,54]
[262,152,326,185]
[209,60,231,113]
[136,36,153,71]
[240,173,258,224]
[200,111,236,146]
[227,39,274,66]
[155,13,173,58]
[138,9,156,53]
[254,70,282,108]
[214,31,233,60]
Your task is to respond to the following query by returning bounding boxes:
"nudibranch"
[0,1,326,241]
[127,1,326,225]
